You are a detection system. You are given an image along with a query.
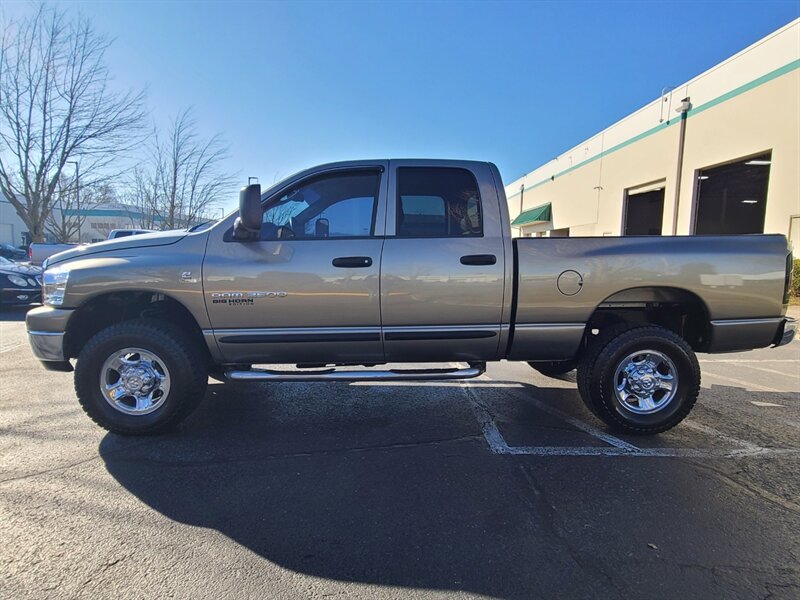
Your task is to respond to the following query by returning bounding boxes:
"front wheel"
[578,326,700,434]
[75,319,208,435]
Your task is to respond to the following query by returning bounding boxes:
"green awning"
[511,202,551,227]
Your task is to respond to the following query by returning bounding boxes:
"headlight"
[42,267,70,306]
[7,275,28,287]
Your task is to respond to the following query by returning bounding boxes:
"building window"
[693,152,771,235]
[624,186,664,235]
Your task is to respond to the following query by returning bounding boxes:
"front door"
[380,161,507,362]
[203,163,388,364]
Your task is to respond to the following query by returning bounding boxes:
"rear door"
[380,161,507,361]
[203,163,388,364]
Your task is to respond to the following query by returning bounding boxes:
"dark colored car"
[0,243,27,261]
[0,256,42,305]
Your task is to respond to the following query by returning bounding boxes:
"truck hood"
[46,230,188,266]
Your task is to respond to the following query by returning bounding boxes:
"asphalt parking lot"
[1,305,799,600]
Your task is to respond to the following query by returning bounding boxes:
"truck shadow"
[97,379,613,598]
[96,378,797,598]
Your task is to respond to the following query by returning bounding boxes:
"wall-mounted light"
[741,199,759,204]
[745,160,771,166]
[698,175,709,180]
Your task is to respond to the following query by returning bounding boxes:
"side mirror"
[315,218,329,238]
[233,183,262,241]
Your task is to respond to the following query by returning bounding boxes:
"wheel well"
[64,291,210,362]
[586,287,710,352]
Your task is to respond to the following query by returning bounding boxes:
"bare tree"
[123,165,162,230]
[131,109,233,230]
[0,4,146,241]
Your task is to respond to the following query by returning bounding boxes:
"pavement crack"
[517,463,627,599]
[676,457,800,516]
[105,433,483,468]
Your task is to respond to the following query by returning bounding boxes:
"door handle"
[460,254,497,266]
[332,256,373,268]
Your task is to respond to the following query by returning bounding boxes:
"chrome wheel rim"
[613,349,678,414]
[100,348,171,415]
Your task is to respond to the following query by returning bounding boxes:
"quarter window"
[261,170,380,239]
[396,167,482,237]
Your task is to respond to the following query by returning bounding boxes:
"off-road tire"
[578,325,700,434]
[75,319,208,435]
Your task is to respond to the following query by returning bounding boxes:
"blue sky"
[9,1,800,209]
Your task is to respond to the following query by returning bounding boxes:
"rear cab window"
[396,167,483,237]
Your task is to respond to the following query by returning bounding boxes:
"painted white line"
[701,370,789,394]
[462,369,800,459]
[681,420,761,451]
[750,401,785,407]
[465,376,640,452]
[490,446,800,458]
[0,343,22,354]
[733,363,800,378]
[700,359,799,363]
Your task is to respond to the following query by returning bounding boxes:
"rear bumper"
[707,317,796,352]
[773,317,797,348]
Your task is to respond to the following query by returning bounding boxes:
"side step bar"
[225,362,486,382]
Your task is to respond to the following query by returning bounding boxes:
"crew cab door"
[380,161,508,361]
[203,163,388,364]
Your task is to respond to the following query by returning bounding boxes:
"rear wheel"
[578,325,700,434]
[75,319,208,435]
[528,360,575,377]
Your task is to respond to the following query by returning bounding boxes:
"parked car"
[28,242,81,266]
[26,159,796,436]
[0,243,27,261]
[0,256,41,305]
[107,229,156,240]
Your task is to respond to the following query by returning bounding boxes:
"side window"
[261,170,380,239]
[396,167,482,237]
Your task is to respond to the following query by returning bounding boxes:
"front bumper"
[26,305,74,370]
[1,287,41,305]
[28,330,66,361]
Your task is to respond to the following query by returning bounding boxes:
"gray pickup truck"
[26,159,796,436]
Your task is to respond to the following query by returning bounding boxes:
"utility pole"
[68,161,81,241]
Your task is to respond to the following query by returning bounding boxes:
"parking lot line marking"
[701,370,789,394]
[733,363,800,378]
[750,401,785,407]
[459,370,800,459]
[488,445,800,458]
[681,420,762,451]
[461,375,641,453]
[0,343,22,354]
[700,359,799,363]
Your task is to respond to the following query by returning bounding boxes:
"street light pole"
[67,161,81,242]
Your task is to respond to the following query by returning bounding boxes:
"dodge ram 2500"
[26,159,796,436]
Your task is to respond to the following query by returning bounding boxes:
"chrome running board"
[225,362,485,382]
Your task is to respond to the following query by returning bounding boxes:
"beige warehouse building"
[507,19,800,254]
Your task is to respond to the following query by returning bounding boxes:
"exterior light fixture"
[741,199,758,204]
[745,160,771,166]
